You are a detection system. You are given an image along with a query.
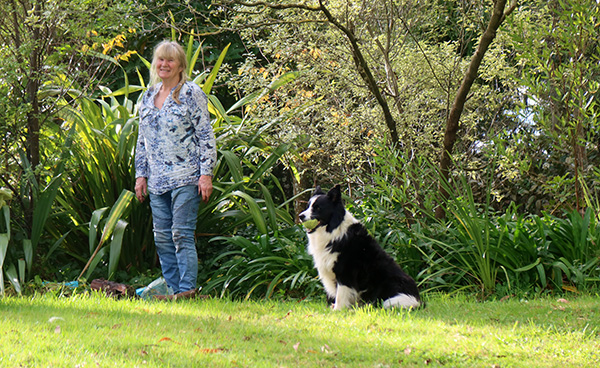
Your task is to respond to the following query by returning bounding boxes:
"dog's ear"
[327,184,342,203]
[314,186,324,195]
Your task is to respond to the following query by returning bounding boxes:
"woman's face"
[156,55,183,83]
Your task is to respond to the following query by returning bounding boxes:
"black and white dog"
[299,185,421,310]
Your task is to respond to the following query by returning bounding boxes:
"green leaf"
[31,122,78,251]
[248,144,290,184]
[79,190,134,281]
[187,37,204,77]
[226,89,262,113]
[259,183,278,234]
[22,239,32,275]
[220,150,243,183]
[84,247,108,281]
[103,85,145,97]
[5,263,21,295]
[169,11,176,40]
[226,71,300,114]
[18,259,25,285]
[90,207,109,254]
[137,54,151,70]
[108,220,128,279]
[1,206,9,241]
[202,43,230,95]
[98,190,134,246]
[227,191,267,235]
[207,94,232,125]
[0,234,8,270]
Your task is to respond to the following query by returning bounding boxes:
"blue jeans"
[149,185,200,294]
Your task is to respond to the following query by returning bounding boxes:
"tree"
[0,0,136,275]
[218,0,403,143]
[509,0,600,214]
[214,0,521,215]
[435,0,517,218]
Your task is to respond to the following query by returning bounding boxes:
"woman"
[135,40,216,298]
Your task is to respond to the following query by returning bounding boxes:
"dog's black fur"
[299,185,421,310]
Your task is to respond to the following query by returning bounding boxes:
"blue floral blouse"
[135,81,217,195]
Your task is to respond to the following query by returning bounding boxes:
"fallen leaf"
[158,337,179,344]
[111,323,122,329]
[54,325,61,334]
[48,317,64,323]
[293,342,300,352]
[562,285,578,293]
[557,298,569,303]
[404,347,412,355]
[500,295,512,302]
[277,310,292,321]
[198,348,227,354]
[321,344,332,353]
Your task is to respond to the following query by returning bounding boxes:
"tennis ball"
[302,219,320,230]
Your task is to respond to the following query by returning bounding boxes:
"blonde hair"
[149,40,188,104]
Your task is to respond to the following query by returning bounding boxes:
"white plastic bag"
[138,277,174,300]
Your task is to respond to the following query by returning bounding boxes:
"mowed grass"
[1,292,599,367]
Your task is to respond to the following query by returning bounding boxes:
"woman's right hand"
[135,177,148,202]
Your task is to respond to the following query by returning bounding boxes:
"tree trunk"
[220,0,400,144]
[316,1,399,144]
[435,0,517,219]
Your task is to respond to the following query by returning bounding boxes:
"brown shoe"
[174,289,197,300]
[153,288,198,301]
[153,293,175,301]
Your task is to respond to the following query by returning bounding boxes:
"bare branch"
[217,0,401,144]
[216,0,321,12]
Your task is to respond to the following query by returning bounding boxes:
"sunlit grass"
[1,292,599,367]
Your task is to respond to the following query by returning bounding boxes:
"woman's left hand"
[198,175,213,203]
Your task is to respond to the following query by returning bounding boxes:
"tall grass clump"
[198,79,322,300]
[0,112,80,292]
[360,140,600,298]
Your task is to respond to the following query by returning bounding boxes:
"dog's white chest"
[307,231,340,298]
[307,237,338,272]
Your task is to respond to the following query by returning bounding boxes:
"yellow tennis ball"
[302,219,319,230]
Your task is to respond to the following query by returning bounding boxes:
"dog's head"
[299,185,345,232]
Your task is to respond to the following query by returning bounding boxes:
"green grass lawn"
[1,292,599,367]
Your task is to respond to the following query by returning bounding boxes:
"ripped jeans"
[149,185,200,294]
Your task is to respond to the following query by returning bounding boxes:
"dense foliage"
[1,0,599,300]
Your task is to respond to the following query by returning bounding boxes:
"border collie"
[299,185,421,310]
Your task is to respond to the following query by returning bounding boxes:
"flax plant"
[0,189,11,296]
[425,157,502,298]
[50,34,307,283]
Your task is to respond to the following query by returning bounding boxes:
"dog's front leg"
[333,284,359,310]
